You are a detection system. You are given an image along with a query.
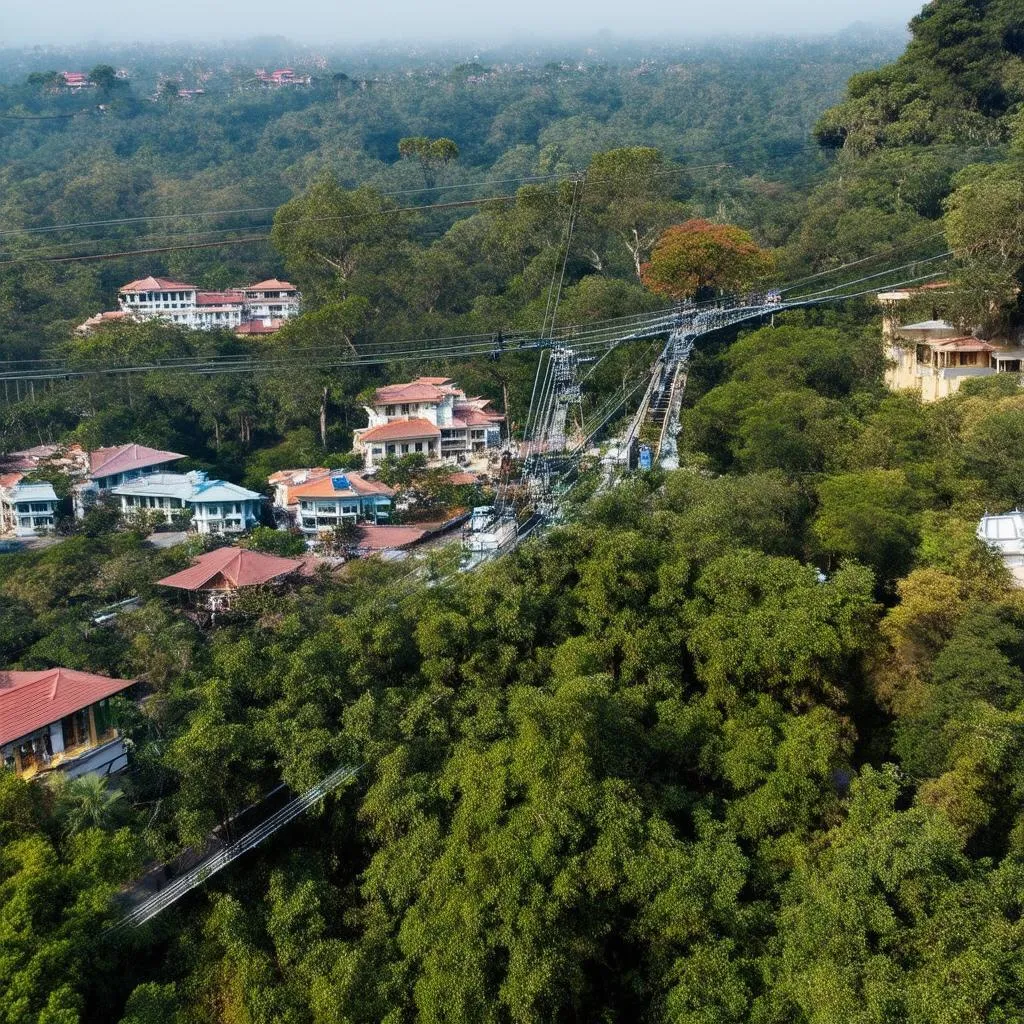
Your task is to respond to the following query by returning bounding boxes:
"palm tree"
[58,774,124,835]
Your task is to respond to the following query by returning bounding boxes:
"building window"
[62,708,90,750]
[415,442,423,452]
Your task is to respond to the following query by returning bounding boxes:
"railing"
[19,731,120,778]
[112,762,363,929]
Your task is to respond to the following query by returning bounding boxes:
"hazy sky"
[3,0,924,47]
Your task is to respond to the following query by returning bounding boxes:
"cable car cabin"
[638,445,653,471]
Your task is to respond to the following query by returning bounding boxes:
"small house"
[156,545,310,611]
[287,471,395,536]
[0,476,60,537]
[878,285,1022,402]
[0,668,135,779]
[978,511,1024,587]
[75,443,185,516]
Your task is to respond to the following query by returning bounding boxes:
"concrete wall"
[62,737,128,779]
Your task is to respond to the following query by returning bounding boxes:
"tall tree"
[583,147,689,279]
[641,219,774,300]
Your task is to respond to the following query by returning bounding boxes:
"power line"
[0,161,734,244]
[0,247,962,386]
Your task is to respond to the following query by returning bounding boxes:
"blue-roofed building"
[111,470,263,535]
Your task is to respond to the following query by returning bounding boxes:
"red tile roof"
[359,418,441,442]
[447,472,480,486]
[288,472,395,499]
[373,383,448,403]
[934,338,998,352]
[119,277,196,293]
[246,279,297,291]
[0,473,24,490]
[413,376,453,385]
[196,290,245,306]
[89,444,185,479]
[455,407,504,426]
[156,546,307,592]
[356,525,426,550]
[235,318,284,335]
[0,668,135,746]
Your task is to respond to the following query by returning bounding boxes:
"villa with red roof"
[156,546,311,611]
[1,668,136,779]
[353,377,504,469]
[77,276,301,335]
[74,443,185,518]
[244,280,301,319]
[284,470,395,536]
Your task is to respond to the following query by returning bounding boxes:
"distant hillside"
[815,0,1024,152]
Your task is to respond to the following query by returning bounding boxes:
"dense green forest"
[8,2,1024,1021]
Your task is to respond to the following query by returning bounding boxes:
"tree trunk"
[627,228,643,280]
[320,386,329,447]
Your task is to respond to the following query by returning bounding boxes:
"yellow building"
[879,287,1024,402]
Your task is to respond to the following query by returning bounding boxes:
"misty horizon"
[2,0,924,48]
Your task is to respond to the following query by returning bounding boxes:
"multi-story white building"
[78,276,301,335]
[272,469,395,536]
[353,377,504,469]
[74,442,186,517]
[244,279,302,320]
[0,476,60,537]
[110,470,263,535]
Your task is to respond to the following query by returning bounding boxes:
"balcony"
[16,729,119,779]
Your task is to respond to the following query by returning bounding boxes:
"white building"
[110,470,263,535]
[0,476,60,537]
[978,511,1024,587]
[244,279,301,320]
[78,276,302,335]
[284,471,395,536]
[75,443,185,516]
[353,377,504,469]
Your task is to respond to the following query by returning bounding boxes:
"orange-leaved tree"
[641,218,775,300]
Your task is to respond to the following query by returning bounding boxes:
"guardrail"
[112,762,363,929]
